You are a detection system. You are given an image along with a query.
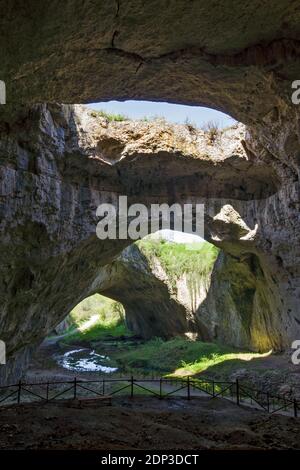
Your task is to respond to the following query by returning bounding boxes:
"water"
[56,348,118,373]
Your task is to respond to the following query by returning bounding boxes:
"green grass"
[68,294,124,325]
[60,294,131,343]
[90,110,129,122]
[62,322,131,344]
[136,239,219,287]
[57,295,267,381]
[113,337,265,377]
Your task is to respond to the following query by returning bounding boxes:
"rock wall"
[198,252,283,351]
[94,243,199,340]
[2,1,300,130]
[97,241,285,352]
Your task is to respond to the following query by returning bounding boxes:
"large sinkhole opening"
[86,100,236,129]
[23,100,271,390]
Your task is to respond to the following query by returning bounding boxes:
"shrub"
[202,120,220,143]
[184,117,197,132]
[90,110,129,122]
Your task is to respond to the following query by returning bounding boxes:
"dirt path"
[0,396,299,450]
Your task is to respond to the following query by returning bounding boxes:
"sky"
[87,100,236,129]
[151,229,204,244]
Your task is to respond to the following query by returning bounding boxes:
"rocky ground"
[202,350,300,400]
[0,396,299,450]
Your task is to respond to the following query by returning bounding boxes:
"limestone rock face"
[2,1,300,128]
[0,103,299,382]
[93,244,202,341]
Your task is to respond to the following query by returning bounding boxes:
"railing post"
[46,382,49,402]
[187,376,191,400]
[159,378,162,399]
[73,377,77,400]
[17,380,21,404]
[266,392,270,412]
[212,380,215,398]
[102,379,105,395]
[130,376,134,398]
[294,399,298,418]
[236,379,240,406]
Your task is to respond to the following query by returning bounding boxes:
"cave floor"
[26,339,300,401]
[0,396,299,450]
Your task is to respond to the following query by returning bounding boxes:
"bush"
[202,120,220,143]
[184,117,197,132]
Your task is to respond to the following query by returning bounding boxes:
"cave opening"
[26,230,225,379]
[21,89,280,384]
[0,98,283,391]
[24,227,269,385]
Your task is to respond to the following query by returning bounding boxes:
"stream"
[55,348,118,373]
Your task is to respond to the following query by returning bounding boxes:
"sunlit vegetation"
[137,239,219,286]
[90,110,129,121]
[56,294,267,380]
[113,337,266,377]
[61,294,131,343]
[55,240,266,381]
[201,120,220,143]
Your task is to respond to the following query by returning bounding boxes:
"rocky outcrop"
[93,243,199,340]
[0,103,299,383]
[95,241,215,341]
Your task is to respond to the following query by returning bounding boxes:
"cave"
[1,1,300,452]
[1,97,298,384]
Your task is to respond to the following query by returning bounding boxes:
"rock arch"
[0,103,298,384]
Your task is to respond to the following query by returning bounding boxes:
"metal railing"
[0,376,298,417]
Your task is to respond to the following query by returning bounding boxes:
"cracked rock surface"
[1,1,300,128]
